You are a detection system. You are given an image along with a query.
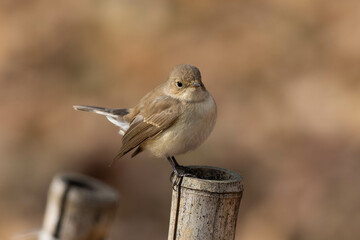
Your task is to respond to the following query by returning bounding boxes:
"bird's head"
[166,64,208,102]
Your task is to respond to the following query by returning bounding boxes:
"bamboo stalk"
[168,166,243,240]
[41,173,119,240]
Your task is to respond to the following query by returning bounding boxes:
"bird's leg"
[167,156,180,175]
[171,156,181,168]
[171,156,196,178]
[167,156,182,189]
[167,156,192,176]
[167,156,196,184]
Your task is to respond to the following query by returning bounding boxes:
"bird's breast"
[145,95,217,157]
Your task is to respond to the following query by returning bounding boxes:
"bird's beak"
[192,82,201,88]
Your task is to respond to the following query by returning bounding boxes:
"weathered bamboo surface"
[40,172,119,240]
[168,166,243,240]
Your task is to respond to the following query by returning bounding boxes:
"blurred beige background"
[1,0,360,239]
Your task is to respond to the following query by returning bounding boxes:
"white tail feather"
[74,105,130,135]
[106,116,129,135]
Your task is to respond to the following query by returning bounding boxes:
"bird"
[73,64,217,177]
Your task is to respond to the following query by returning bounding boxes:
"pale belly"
[143,97,217,157]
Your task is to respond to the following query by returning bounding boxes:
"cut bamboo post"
[40,172,119,240]
[168,166,243,240]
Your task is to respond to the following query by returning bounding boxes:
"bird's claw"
[170,167,197,191]
[170,173,181,191]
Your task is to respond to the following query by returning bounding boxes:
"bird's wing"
[110,98,181,165]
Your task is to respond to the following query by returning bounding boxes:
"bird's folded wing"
[111,104,180,164]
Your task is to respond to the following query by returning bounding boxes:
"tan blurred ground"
[1,0,360,239]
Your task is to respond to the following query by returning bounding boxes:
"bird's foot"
[170,166,197,190]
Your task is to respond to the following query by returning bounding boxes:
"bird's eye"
[176,81,183,88]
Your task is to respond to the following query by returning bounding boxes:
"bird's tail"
[73,105,130,135]
[73,105,128,117]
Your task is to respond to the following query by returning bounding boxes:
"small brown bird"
[74,64,217,176]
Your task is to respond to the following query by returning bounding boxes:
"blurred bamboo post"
[40,172,119,240]
[168,166,243,240]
